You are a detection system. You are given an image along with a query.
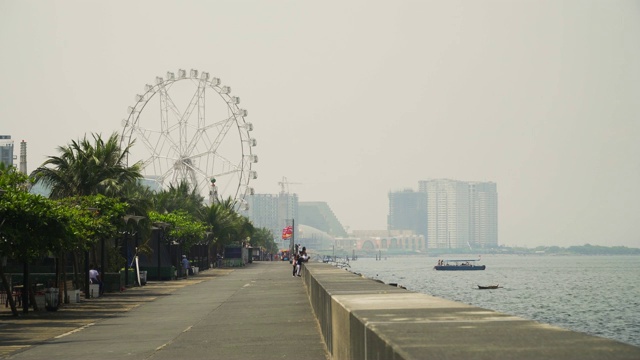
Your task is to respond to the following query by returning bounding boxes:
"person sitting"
[89,263,103,295]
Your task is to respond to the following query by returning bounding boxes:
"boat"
[434,259,486,271]
[477,284,500,289]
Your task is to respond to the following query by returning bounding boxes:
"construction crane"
[278,176,302,194]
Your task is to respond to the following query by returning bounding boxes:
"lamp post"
[123,215,145,287]
[153,222,170,281]
[85,207,99,300]
[205,231,213,269]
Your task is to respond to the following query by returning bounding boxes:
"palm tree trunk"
[0,264,18,316]
[23,261,31,313]
[72,250,80,291]
[62,251,69,304]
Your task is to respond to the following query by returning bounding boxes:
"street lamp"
[124,215,145,286]
[85,207,98,300]
[152,221,170,280]
[205,231,213,269]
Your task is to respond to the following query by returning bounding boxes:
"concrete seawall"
[302,262,640,360]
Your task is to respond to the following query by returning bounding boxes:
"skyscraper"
[243,194,281,241]
[469,181,498,247]
[419,179,470,249]
[387,189,427,238]
[0,135,14,168]
[242,192,299,244]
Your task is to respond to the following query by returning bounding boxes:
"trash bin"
[45,288,59,311]
[139,270,147,286]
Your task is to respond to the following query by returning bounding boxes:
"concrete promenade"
[4,260,640,359]
[0,262,329,360]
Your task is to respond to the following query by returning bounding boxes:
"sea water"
[345,255,640,348]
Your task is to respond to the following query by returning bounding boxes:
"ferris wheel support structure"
[120,69,257,211]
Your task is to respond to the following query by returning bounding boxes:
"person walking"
[181,255,190,279]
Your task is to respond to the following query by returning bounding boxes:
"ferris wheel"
[120,69,257,210]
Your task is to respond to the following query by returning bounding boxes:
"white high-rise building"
[243,194,280,239]
[419,179,470,249]
[242,192,299,245]
[469,181,498,247]
[416,179,498,249]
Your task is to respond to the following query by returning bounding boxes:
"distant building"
[468,181,498,247]
[0,135,14,168]
[340,229,426,253]
[278,192,298,233]
[387,189,427,238]
[242,193,281,243]
[242,192,299,246]
[298,224,335,251]
[420,179,470,249]
[139,176,163,193]
[19,140,27,174]
[242,192,351,252]
[298,201,348,238]
[385,179,499,249]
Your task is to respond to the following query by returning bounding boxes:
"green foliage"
[58,195,129,250]
[2,132,273,268]
[250,227,278,253]
[148,210,207,251]
[152,181,205,219]
[566,244,640,255]
[203,199,246,248]
[500,244,640,255]
[0,167,72,261]
[31,132,141,198]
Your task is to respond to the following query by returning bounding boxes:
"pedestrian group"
[292,244,309,277]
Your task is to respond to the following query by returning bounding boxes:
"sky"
[1,0,639,248]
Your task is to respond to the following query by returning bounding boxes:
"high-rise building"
[387,189,427,238]
[419,179,470,249]
[277,192,298,232]
[469,181,498,247]
[0,135,14,168]
[243,194,280,241]
[243,192,299,245]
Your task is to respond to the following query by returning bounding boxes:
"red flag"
[282,226,293,239]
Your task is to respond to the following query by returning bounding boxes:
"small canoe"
[478,284,500,289]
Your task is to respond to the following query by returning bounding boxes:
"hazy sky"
[1,1,639,248]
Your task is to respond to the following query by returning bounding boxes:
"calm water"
[344,255,640,347]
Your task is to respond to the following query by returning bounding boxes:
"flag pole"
[289,219,295,257]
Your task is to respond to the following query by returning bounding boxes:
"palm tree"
[30,132,142,299]
[31,132,141,198]
[204,199,238,252]
[152,181,205,218]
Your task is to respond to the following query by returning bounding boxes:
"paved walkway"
[0,262,329,359]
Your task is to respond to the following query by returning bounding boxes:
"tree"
[204,199,239,251]
[148,211,207,252]
[0,166,73,315]
[152,181,205,219]
[250,227,278,254]
[31,132,141,198]
[31,133,141,299]
[148,210,207,278]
